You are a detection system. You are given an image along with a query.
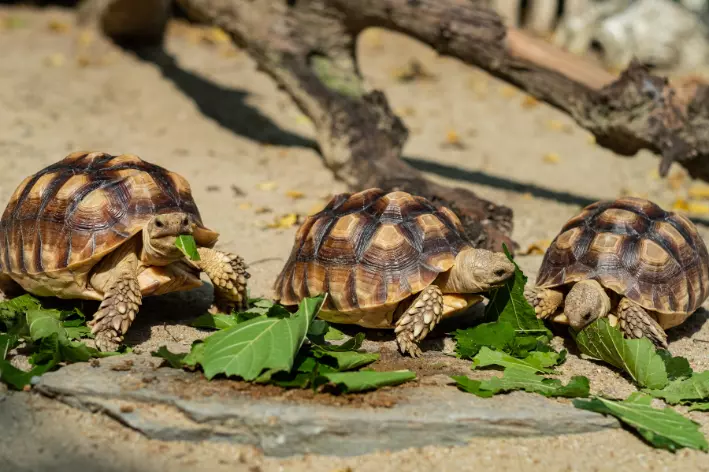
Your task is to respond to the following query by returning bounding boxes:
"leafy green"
[657,350,693,381]
[152,346,188,369]
[574,394,708,452]
[454,321,551,360]
[312,348,379,371]
[454,321,515,359]
[483,246,550,336]
[573,318,668,389]
[190,313,239,330]
[0,294,41,330]
[688,403,709,412]
[453,368,589,398]
[472,346,564,374]
[27,309,68,342]
[175,235,200,261]
[646,371,709,405]
[317,370,416,393]
[0,359,54,390]
[196,295,324,380]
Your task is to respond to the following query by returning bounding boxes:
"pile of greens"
[451,249,709,452]
[2,242,709,452]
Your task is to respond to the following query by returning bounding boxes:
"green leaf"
[175,235,200,261]
[453,368,589,398]
[312,332,365,352]
[312,348,379,371]
[190,313,239,330]
[472,346,562,374]
[657,350,693,381]
[27,309,68,342]
[0,359,55,390]
[197,295,324,380]
[324,326,346,341]
[484,246,550,336]
[573,396,708,451]
[688,402,709,412]
[573,318,668,389]
[151,346,188,369]
[0,294,41,324]
[0,333,18,360]
[317,370,416,393]
[646,371,709,404]
[183,341,205,367]
[454,321,516,359]
[450,376,495,397]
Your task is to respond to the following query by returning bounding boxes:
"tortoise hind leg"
[394,285,444,357]
[617,297,668,349]
[88,247,142,352]
[524,286,564,319]
[193,248,250,314]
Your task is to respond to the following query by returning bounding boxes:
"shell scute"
[274,188,472,313]
[537,197,709,316]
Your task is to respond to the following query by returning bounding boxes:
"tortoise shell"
[537,197,709,318]
[274,188,473,313]
[0,151,218,277]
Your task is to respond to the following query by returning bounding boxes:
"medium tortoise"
[524,196,709,348]
[273,188,515,357]
[0,151,249,351]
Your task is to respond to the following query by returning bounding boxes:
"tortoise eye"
[182,218,189,226]
[155,220,164,228]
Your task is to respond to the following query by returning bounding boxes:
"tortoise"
[0,151,249,351]
[273,188,515,357]
[524,196,709,348]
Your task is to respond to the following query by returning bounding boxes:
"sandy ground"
[4,5,709,471]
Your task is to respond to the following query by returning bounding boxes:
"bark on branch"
[82,0,709,250]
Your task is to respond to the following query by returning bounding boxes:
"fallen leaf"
[672,199,690,212]
[521,96,539,109]
[266,213,299,229]
[391,59,436,82]
[254,206,273,214]
[586,134,596,145]
[237,202,252,210]
[285,190,305,200]
[573,318,668,389]
[44,53,65,67]
[545,120,572,133]
[574,394,708,452]
[442,130,465,149]
[203,27,229,44]
[257,181,278,191]
[47,19,70,34]
[499,85,517,98]
[520,240,551,255]
[308,201,326,215]
[687,202,709,215]
[688,185,709,199]
[542,153,560,164]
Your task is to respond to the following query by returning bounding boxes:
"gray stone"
[35,354,619,457]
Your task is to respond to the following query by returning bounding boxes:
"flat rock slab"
[35,354,619,457]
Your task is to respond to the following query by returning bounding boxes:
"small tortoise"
[525,197,709,348]
[273,188,515,356]
[0,151,249,351]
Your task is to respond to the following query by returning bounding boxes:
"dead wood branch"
[82,0,709,249]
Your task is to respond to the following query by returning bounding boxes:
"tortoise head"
[442,248,515,293]
[142,212,194,264]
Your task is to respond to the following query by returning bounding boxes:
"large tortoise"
[273,188,515,356]
[525,197,709,348]
[0,151,249,351]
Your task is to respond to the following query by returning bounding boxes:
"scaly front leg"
[394,285,444,358]
[616,297,668,349]
[194,247,250,314]
[524,286,564,319]
[87,250,142,352]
